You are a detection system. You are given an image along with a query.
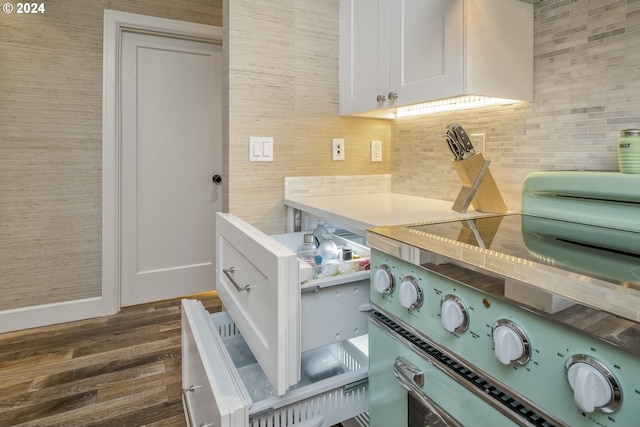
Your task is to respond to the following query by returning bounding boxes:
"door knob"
[212,174,222,184]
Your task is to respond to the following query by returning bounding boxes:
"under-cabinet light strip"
[395,96,521,117]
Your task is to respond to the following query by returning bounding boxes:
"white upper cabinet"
[339,0,533,118]
[339,0,391,117]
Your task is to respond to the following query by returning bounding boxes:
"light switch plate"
[249,136,273,161]
[332,138,345,161]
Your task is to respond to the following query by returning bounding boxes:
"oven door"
[368,318,517,427]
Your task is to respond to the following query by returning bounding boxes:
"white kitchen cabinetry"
[181,213,369,427]
[339,0,533,118]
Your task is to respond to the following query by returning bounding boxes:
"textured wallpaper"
[0,0,222,310]
[225,0,390,234]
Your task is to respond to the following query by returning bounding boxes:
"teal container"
[618,129,640,173]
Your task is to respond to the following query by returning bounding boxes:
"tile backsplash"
[391,0,640,211]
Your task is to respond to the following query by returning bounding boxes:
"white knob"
[441,298,465,333]
[373,266,394,294]
[567,362,613,413]
[493,325,524,365]
[398,277,422,309]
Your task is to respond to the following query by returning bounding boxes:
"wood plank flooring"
[0,293,222,427]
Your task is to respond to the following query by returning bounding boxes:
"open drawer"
[182,300,369,427]
[215,213,370,396]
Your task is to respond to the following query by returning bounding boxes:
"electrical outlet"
[332,138,345,161]
[371,140,382,162]
[470,133,485,154]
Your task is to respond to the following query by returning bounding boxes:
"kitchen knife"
[446,134,464,161]
[446,123,476,160]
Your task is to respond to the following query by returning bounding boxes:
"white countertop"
[285,193,487,236]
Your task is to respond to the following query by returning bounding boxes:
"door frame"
[102,10,223,314]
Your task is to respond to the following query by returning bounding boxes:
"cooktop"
[408,214,640,290]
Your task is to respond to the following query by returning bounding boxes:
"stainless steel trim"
[620,129,640,137]
[374,264,396,295]
[565,354,622,413]
[399,275,423,309]
[441,294,469,333]
[343,377,369,394]
[182,386,196,427]
[301,285,320,294]
[492,319,531,366]
[182,385,214,427]
[370,305,568,427]
[394,355,425,388]
[222,267,251,292]
[393,356,462,427]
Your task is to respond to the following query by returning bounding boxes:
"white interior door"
[120,31,222,306]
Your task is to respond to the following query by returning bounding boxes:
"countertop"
[283,174,640,355]
[284,193,487,236]
[283,175,491,236]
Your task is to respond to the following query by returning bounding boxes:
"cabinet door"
[339,0,391,116]
[216,213,300,396]
[389,0,463,104]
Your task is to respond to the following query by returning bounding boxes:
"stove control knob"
[492,320,531,366]
[440,295,469,333]
[565,355,621,414]
[373,264,395,295]
[398,276,423,309]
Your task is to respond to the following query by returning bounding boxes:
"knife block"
[452,153,507,213]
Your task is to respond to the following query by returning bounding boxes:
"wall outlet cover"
[371,140,382,162]
[470,133,485,154]
[332,138,345,161]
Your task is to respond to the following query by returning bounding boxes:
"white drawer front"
[182,299,369,427]
[216,213,300,396]
[181,299,249,427]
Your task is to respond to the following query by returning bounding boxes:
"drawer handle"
[182,385,215,427]
[393,356,462,427]
[223,267,252,292]
[394,356,424,388]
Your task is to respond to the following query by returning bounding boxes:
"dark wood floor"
[0,293,222,427]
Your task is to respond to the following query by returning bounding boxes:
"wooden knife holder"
[452,153,507,213]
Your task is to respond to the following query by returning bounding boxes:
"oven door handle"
[394,356,463,427]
